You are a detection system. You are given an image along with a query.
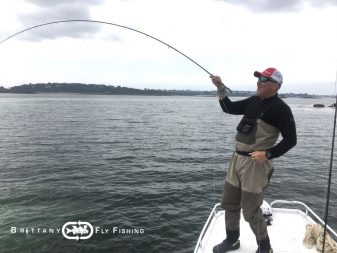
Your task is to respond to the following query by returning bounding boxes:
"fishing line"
[322,71,337,252]
[0,19,232,93]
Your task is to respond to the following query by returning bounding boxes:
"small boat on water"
[194,200,337,253]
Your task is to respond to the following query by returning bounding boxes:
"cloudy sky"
[0,0,337,94]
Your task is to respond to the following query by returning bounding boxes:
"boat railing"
[270,200,337,240]
[193,203,221,253]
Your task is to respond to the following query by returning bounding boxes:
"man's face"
[256,76,279,98]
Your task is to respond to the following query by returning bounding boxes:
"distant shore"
[0,82,332,98]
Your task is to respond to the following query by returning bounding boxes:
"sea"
[0,93,336,253]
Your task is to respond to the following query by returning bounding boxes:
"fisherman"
[211,68,297,253]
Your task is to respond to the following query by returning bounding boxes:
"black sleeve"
[219,96,250,115]
[268,105,297,158]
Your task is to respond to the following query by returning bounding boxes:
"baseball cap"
[254,68,283,85]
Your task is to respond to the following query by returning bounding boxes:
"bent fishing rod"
[0,19,232,93]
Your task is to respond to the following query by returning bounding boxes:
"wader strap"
[235,150,252,157]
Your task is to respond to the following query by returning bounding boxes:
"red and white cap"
[254,67,283,85]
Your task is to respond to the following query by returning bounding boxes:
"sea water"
[0,94,336,253]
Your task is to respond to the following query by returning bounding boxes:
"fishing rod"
[0,19,232,93]
[322,71,337,252]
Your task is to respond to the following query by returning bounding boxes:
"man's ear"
[274,83,281,91]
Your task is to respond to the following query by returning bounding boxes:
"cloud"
[16,1,108,41]
[221,0,337,12]
[24,0,104,7]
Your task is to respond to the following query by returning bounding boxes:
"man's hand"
[249,151,268,163]
[210,75,229,100]
[210,75,224,87]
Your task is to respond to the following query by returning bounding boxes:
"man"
[211,68,297,253]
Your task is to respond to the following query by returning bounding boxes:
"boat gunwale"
[193,203,221,253]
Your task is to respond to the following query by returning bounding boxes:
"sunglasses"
[258,76,277,83]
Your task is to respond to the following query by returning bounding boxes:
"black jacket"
[219,94,297,159]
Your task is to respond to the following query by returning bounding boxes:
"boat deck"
[195,201,337,253]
